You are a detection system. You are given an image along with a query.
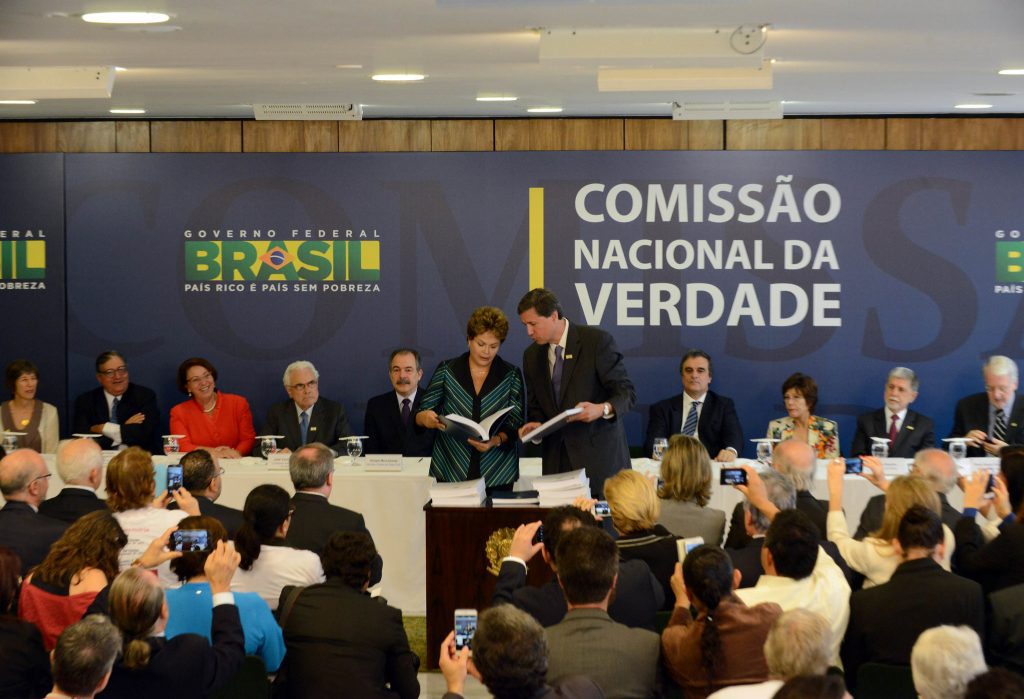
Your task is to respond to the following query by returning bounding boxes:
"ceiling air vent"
[253,103,362,120]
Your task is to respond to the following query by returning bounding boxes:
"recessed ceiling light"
[954,103,992,109]
[82,12,170,24]
[998,69,1024,76]
[114,66,128,72]
[371,73,426,82]
[0,100,37,105]
[476,96,518,102]
[109,108,146,114]
[335,64,363,70]
[527,107,563,113]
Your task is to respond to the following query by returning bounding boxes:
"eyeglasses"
[187,372,213,385]
[30,472,52,484]
[99,366,128,377]
[287,508,296,519]
[215,468,226,478]
[288,380,318,391]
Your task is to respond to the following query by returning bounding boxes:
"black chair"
[210,655,270,699]
[855,662,916,699]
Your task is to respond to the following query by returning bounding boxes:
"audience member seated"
[167,449,243,536]
[911,625,987,699]
[492,506,663,629]
[284,442,382,584]
[276,531,419,699]
[0,546,50,699]
[827,466,954,587]
[169,357,256,459]
[0,359,58,453]
[661,546,781,697]
[0,448,67,576]
[726,470,796,588]
[105,446,197,584]
[47,615,122,699]
[767,373,839,459]
[773,675,849,699]
[708,609,834,699]
[39,437,108,523]
[603,469,678,611]
[363,348,435,457]
[439,604,604,699]
[954,450,1024,594]
[841,506,984,694]
[165,515,285,672]
[964,667,1024,699]
[19,510,127,649]
[545,526,661,698]
[849,366,935,458]
[102,542,246,698]
[231,483,324,610]
[72,350,161,454]
[656,435,726,545]
[854,449,962,539]
[734,505,851,665]
[725,439,827,548]
[258,360,351,456]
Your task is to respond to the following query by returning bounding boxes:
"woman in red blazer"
[170,357,256,459]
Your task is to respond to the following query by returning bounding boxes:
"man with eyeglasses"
[72,350,162,454]
[0,448,67,575]
[256,360,351,456]
[951,355,1024,457]
[167,448,244,537]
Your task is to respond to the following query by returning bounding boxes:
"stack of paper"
[534,469,591,508]
[430,478,486,507]
[490,490,540,506]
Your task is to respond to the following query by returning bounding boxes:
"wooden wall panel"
[624,119,688,150]
[821,119,886,149]
[919,118,1024,150]
[495,119,624,151]
[339,120,431,152]
[242,121,338,152]
[430,120,493,151]
[688,120,725,150]
[116,121,150,152]
[885,119,923,150]
[727,119,822,150]
[56,121,115,152]
[150,121,242,152]
[0,122,58,152]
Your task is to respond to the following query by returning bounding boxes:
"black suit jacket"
[491,558,664,630]
[854,491,961,540]
[169,495,244,538]
[643,390,743,459]
[522,322,636,497]
[950,392,1024,457]
[954,518,1024,594]
[363,390,434,457]
[0,501,67,576]
[727,538,766,588]
[38,487,107,524]
[0,617,51,699]
[277,580,419,699]
[101,603,245,699]
[257,397,350,455]
[849,408,935,458]
[72,383,162,454]
[284,492,382,584]
[841,558,984,693]
[725,490,829,549]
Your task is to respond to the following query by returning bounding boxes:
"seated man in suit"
[841,505,984,693]
[257,360,350,456]
[72,350,161,454]
[0,448,67,575]
[727,470,797,588]
[48,615,122,699]
[951,355,1024,457]
[644,349,743,462]
[39,437,108,523]
[363,348,435,456]
[545,526,661,698]
[493,505,664,629]
[284,442,382,584]
[850,367,935,458]
[168,449,243,537]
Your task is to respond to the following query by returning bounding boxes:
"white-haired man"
[951,355,1024,457]
[256,360,350,456]
[38,438,108,523]
[911,626,987,699]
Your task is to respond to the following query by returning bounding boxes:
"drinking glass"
[347,437,363,465]
[2,433,17,453]
[162,435,179,456]
[652,438,668,461]
[949,440,967,462]
[871,441,888,459]
[756,441,772,463]
[260,436,278,459]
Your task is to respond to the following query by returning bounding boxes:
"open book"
[438,405,514,442]
[521,407,584,444]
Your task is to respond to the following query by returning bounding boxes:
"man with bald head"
[0,448,67,575]
[39,438,108,523]
[725,439,828,548]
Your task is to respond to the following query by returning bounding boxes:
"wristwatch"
[602,402,612,418]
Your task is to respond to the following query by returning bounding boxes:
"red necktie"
[888,413,899,445]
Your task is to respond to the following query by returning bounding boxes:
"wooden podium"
[424,503,550,669]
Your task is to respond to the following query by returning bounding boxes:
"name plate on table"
[365,454,403,472]
[880,458,911,476]
[267,454,291,471]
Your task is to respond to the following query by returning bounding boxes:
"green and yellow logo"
[997,242,1024,282]
[185,241,379,281]
[0,241,45,279]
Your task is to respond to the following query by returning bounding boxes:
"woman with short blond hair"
[658,434,726,545]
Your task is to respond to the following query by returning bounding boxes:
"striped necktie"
[682,401,701,436]
[994,408,1008,442]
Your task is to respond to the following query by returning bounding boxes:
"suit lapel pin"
[565,354,573,360]
[1012,423,1019,428]
[906,425,914,431]
[310,426,317,432]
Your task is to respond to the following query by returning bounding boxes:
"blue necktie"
[551,345,564,403]
[110,397,120,424]
[682,401,701,436]
[299,410,309,445]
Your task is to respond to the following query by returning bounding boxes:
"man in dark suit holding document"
[517,288,636,497]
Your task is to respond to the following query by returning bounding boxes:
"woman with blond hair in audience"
[826,464,954,587]
[603,468,678,609]
[658,434,726,545]
[18,510,126,649]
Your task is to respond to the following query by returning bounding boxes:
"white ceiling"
[3,0,1024,120]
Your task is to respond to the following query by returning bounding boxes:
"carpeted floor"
[403,615,429,670]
